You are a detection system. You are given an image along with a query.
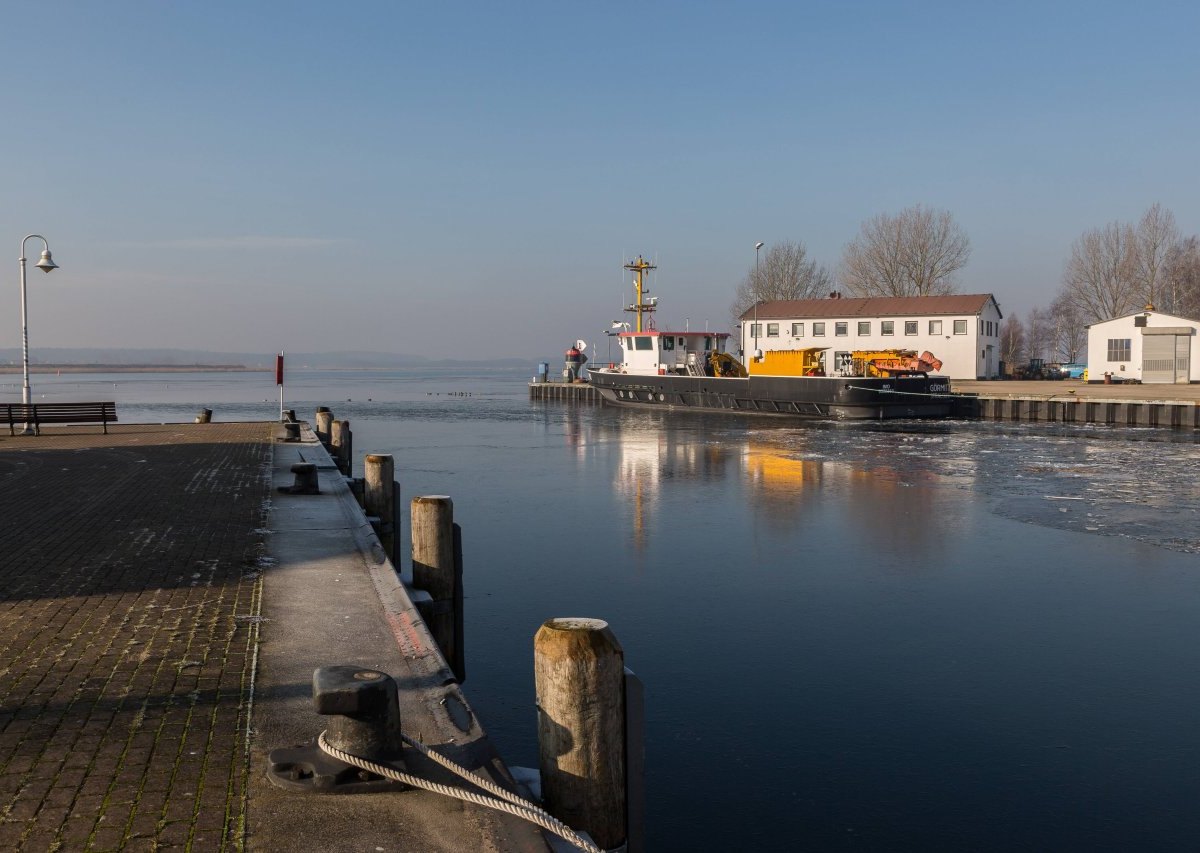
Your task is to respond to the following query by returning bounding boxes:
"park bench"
[3,402,118,436]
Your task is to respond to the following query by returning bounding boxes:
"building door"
[985,345,994,378]
[1142,334,1191,383]
[1175,335,1191,383]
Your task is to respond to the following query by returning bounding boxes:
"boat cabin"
[615,330,732,375]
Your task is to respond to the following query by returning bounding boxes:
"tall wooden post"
[363,454,397,565]
[411,496,458,675]
[534,618,626,850]
[315,407,333,446]
[331,420,352,476]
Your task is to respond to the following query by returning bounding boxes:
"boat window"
[625,337,634,350]
[813,322,826,337]
[882,321,894,336]
[929,320,942,335]
[678,337,686,347]
[662,336,674,351]
[704,336,712,350]
[634,336,654,350]
[835,322,848,337]
[767,323,779,337]
[834,351,853,373]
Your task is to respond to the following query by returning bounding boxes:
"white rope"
[842,383,958,398]
[317,731,604,853]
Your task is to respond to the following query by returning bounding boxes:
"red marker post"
[276,351,285,422]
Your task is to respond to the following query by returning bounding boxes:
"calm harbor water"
[12,369,1200,850]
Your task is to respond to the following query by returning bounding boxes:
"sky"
[2,1,1198,361]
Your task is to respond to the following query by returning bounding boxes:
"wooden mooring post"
[331,420,352,476]
[411,496,463,680]
[534,617,631,851]
[315,407,333,446]
[363,454,398,566]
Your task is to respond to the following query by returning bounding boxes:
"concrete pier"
[0,422,549,852]
[529,381,602,403]
[951,380,1200,430]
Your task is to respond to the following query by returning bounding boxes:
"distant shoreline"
[0,365,261,374]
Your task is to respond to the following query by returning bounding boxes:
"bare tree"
[1026,306,1054,362]
[1049,292,1086,362]
[1164,236,1200,319]
[1134,203,1180,311]
[730,240,832,326]
[840,205,970,297]
[999,313,1026,371]
[1061,221,1140,323]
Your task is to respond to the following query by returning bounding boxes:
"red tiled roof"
[739,293,999,321]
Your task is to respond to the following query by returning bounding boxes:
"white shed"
[1085,310,1200,384]
[738,293,1003,380]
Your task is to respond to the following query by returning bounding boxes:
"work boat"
[586,257,954,420]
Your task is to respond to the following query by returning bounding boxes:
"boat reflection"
[579,411,948,557]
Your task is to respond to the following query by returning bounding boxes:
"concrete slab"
[249,428,550,852]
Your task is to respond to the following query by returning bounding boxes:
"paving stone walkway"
[0,424,273,852]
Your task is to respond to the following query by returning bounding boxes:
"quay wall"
[953,395,1200,429]
[529,381,602,403]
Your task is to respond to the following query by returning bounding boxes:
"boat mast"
[623,255,657,333]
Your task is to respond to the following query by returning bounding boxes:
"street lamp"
[18,234,59,434]
[753,241,764,359]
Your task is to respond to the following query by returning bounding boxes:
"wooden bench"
[3,402,118,436]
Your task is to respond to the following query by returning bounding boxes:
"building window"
[1107,338,1131,361]
[858,321,871,335]
[662,336,674,350]
[904,321,918,336]
[791,322,804,336]
[813,322,826,336]
[882,321,894,336]
[766,323,779,337]
[929,320,942,335]
[954,320,967,335]
[634,336,653,350]
[749,323,762,338]
[835,322,848,336]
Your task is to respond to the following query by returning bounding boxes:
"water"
[16,369,1200,850]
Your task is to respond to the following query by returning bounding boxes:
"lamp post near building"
[18,234,59,434]
[753,241,764,359]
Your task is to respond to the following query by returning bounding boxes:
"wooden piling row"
[309,404,644,848]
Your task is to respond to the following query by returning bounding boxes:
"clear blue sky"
[3,1,1197,360]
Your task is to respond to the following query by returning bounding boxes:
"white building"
[1085,309,1199,383]
[739,294,1003,380]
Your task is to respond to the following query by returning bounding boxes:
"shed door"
[1142,334,1191,383]
[1142,335,1176,383]
[1175,335,1191,383]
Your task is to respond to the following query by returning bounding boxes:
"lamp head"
[755,242,764,250]
[36,249,58,273]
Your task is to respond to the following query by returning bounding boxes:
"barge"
[586,256,954,420]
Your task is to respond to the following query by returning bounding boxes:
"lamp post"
[753,241,764,358]
[18,234,59,434]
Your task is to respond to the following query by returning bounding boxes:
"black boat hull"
[586,371,952,419]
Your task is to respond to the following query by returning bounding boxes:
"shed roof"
[739,293,999,321]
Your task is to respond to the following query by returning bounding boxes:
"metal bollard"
[278,462,319,495]
[266,665,406,794]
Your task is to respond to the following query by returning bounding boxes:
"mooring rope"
[841,383,959,399]
[317,731,604,853]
